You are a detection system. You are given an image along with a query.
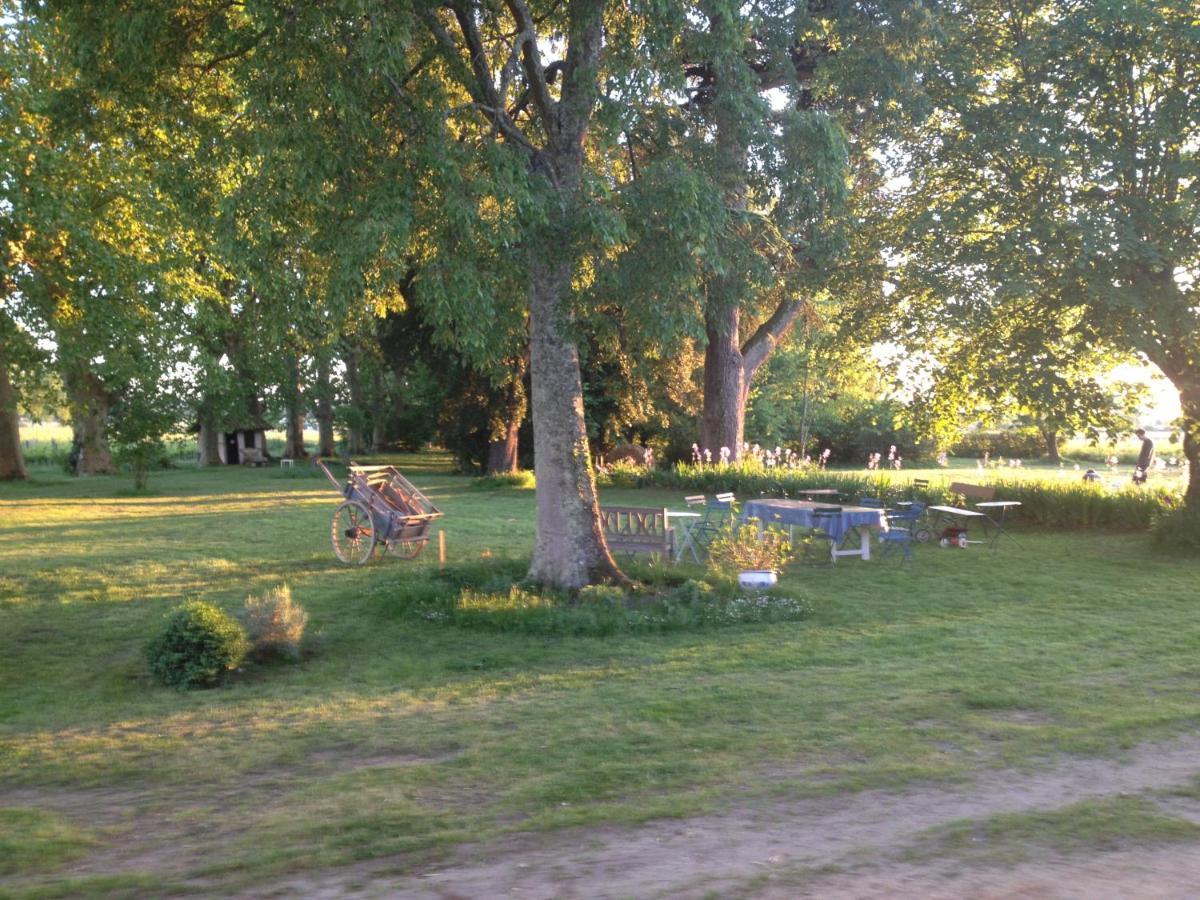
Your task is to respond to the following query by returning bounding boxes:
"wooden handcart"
[318,461,442,565]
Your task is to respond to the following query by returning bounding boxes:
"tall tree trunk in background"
[487,357,527,474]
[1041,427,1061,464]
[315,357,336,458]
[0,356,26,481]
[342,344,367,456]
[700,298,807,459]
[1173,379,1200,511]
[697,37,807,461]
[369,366,386,453]
[65,369,117,475]
[197,394,222,466]
[283,357,307,459]
[197,416,222,466]
[701,304,746,458]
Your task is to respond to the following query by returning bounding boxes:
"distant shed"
[196,421,269,466]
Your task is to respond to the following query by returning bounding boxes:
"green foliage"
[746,340,923,462]
[707,520,793,577]
[978,479,1179,531]
[109,381,186,489]
[470,470,536,490]
[1151,508,1200,555]
[598,464,1177,531]
[242,584,308,660]
[146,600,249,689]
[395,567,811,637]
[950,429,1047,461]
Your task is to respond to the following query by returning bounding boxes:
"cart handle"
[316,460,344,491]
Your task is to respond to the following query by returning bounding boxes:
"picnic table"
[742,499,888,561]
[927,501,1022,549]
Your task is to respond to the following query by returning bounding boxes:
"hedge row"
[598,463,1182,531]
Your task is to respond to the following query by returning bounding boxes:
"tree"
[900,0,1200,504]
[667,0,932,458]
[3,5,189,476]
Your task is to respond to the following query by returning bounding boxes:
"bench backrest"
[949,482,995,502]
[601,506,673,555]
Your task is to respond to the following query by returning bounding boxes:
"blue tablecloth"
[742,500,887,545]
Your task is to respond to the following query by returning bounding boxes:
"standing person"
[1133,428,1155,485]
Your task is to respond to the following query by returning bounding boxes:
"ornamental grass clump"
[243,584,309,659]
[146,600,248,689]
[706,520,793,578]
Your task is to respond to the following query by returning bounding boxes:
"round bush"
[146,600,249,689]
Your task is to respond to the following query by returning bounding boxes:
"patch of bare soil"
[264,734,1200,899]
[763,846,1200,899]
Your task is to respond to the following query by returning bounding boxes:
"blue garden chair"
[878,501,927,561]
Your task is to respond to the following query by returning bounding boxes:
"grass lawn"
[2,455,1199,896]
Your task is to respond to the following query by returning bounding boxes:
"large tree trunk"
[369,366,387,453]
[1149,352,1200,511]
[315,357,336,458]
[0,357,26,481]
[1177,381,1200,511]
[1041,427,1061,464]
[283,358,307,460]
[527,254,623,588]
[701,304,746,458]
[342,344,368,456]
[285,408,306,459]
[486,424,520,475]
[487,358,527,475]
[197,415,222,466]
[66,370,117,475]
[697,34,807,461]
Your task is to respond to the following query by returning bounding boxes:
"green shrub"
[243,584,308,659]
[707,520,793,577]
[146,601,249,689]
[471,470,536,490]
[596,464,1178,531]
[950,428,1046,460]
[1151,507,1200,554]
[410,575,811,636]
[577,584,627,606]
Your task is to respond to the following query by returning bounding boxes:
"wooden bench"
[241,447,269,467]
[949,482,995,504]
[600,506,674,559]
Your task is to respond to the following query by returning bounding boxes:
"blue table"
[742,499,888,561]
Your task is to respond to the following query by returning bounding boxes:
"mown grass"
[2,457,1200,895]
[905,796,1200,866]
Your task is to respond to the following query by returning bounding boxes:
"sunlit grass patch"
[904,796,1200,866]
[1,458,1200,892]
[402,570,813,636]
[0,807,96,875]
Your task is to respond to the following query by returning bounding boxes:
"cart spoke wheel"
[332,501,376,565]
[387,539,426,560]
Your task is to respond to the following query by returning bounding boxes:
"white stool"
[280,459,294,469]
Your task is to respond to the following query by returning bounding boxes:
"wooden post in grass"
[438,530,445,568]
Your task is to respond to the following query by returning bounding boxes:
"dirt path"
[268,735,1200,899]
